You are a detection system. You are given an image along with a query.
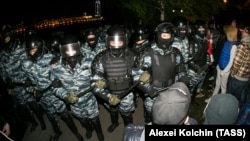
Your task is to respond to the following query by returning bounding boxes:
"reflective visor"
[60,42,80,58]
[110,35,124,48]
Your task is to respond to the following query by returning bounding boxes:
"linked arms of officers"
[93,71,151,106]
[26,78,61,101]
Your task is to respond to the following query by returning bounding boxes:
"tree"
[119,0,226,26]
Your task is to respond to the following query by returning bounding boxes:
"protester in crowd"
[205,25,238,103]
[203,93,239,125]
[236,99,250,125]
[227,24,250,108]
[123,82,198,141]
[0,77,15,141]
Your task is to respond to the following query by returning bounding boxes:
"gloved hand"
[25,78,33,87]
[95,79,106,89]
[64,92,79,104]
[108,94,120,106]
[33,90,43,101]
[51,78,62,88]
[139,71,150,83]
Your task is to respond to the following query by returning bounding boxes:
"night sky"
[0,0,102,25]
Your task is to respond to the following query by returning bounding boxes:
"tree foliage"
[118,0,226,25]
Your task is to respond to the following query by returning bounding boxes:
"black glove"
[52,78,62,88]
[33,90,43,101]
[25,78,33,87]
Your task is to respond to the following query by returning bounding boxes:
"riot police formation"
[22,33,84,141]
[91,25,141,133]
[133,22,189,123]
[0,25,47,133]
[0,18,241,140]
[50,34,104,141]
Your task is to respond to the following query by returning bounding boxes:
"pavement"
[22,97,145,141]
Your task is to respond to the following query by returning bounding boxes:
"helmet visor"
[60,42,80,58]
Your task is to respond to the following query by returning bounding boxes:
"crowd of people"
[0,16,250,141]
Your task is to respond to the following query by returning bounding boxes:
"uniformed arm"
[91,54,119,105]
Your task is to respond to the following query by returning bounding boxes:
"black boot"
[29,102,46,130]
[21,103,38,132]
[144,110,152,124]
[79,118,93,139]
[91,116,104,141]
[107,110,119,133]
[47,115,62,141]
[61,114,84,141]
[121,112,133,126]
[19,104,38,132]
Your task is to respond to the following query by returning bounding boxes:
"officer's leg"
[19,103,38,132]
[90,116,104,141]
[107,106,119,132]
[121,112,133,126]
[47,114,62,141]
[61,113,84,141]
[28,101,46,130]
[79,118,93,139]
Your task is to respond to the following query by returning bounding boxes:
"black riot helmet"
[155,22,176,51]
[82,28,99,49]
[48,35,61,55]
[106,25,127,57]
[1,25,18,52]
[25,34,44,61]
[132,24,149,43]
[194,20,206,38]
[172,16,188,39]
[60,34,81,68]
[131,24,150,53]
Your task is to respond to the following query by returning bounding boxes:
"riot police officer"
[91,25,137,132]
[80,28,106,57]
[50,34,104,141]
[134,22,189,123]
[187,20,210,105]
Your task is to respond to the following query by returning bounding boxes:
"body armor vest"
[150,50,176,87]
[103,51,134,95]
